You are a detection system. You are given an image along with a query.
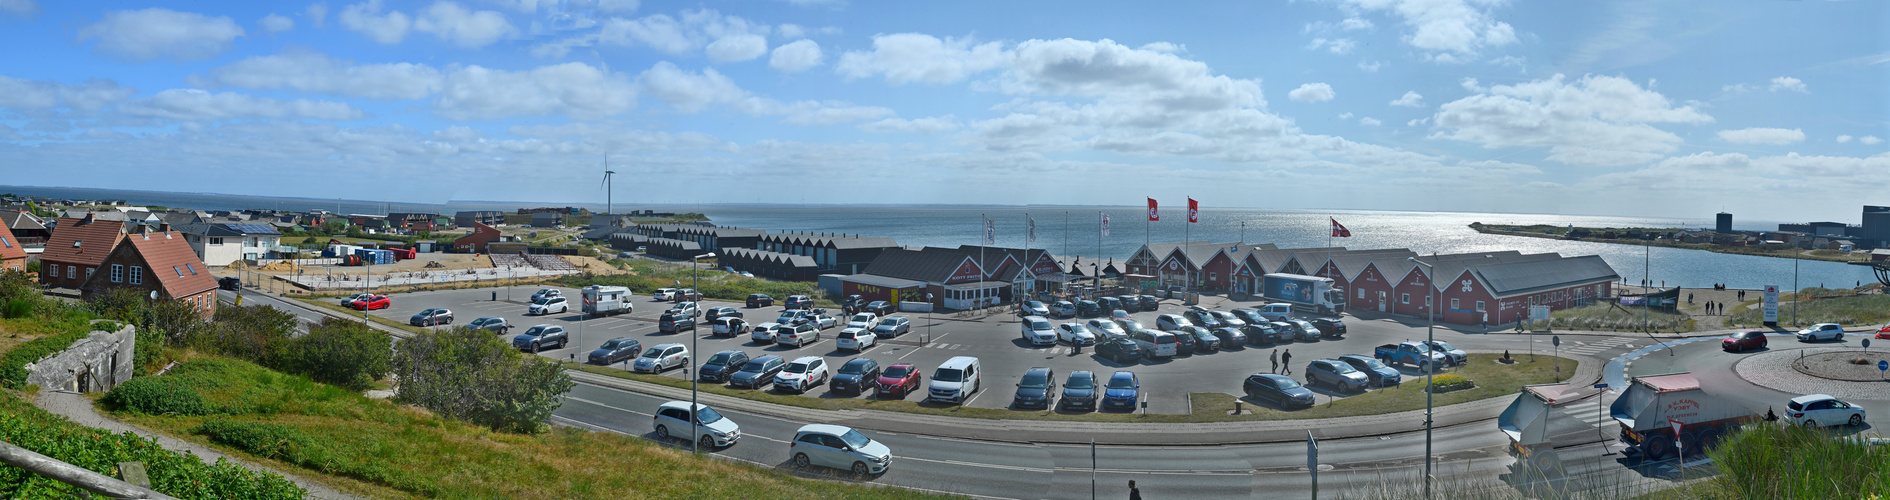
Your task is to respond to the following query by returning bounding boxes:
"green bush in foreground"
[0,393,303,499]
[393,327,574,433]
[1709,423,1889,498]
[0,319,100,389]
[266,318,391,391]
[102,376,215,415]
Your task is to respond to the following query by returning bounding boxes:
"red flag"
[1147,198,1159,221]
[1187,198,1199,223]
[1331,218,1351,237]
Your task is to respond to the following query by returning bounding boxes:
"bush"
[268,318,391,391]
[392,327,573,433]
[1710,423,1890,497]
[101,377,215,415]
[1427,374,1474,393]
[0,394,304,499]
[191,420,335,467]
[0,326,94,389]
[192,304,298,362]
[2,299,32,319]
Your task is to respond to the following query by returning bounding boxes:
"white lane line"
[564,395,653,417]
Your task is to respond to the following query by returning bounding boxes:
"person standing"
[1128,480,1143,500]
[1269,349,1279,374]
[1281,349,1293,375]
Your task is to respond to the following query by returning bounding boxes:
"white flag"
[982,215,995,245]
[1027,215,1037,243]
[1100,212,1111,237]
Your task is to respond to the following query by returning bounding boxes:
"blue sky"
[1,0,1885,221]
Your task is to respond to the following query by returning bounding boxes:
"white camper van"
[582,285,634,317]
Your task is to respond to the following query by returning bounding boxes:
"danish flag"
[1331,218,1351,237]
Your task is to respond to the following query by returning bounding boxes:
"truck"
[1608,372,1757,462]
[581,285,634,317]
[1374,342,1446,371]
[1498,383,1588,484]
[1261,273,1346,315]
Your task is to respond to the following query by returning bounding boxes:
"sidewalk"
[33,391,364,500]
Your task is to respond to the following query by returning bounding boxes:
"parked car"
[1211,310,1247,328]
[774,323,820,348]
[652,288,678,301]
[773,356,829,394]
[531,288,562,302]
[1085,319,1127,340]
[1110,309,1132,322]
[511,324,568,353]
[927,356,982,405]
[1797,323,1844,342]
[876,363,922,398]
[528,296,568,315]
[1786,394,1867,428]
[1231,308,1270,326]
[1420,340,1468,366]
[1210,327,1248,348]
[409,308,454,326]
[340,293,372,308]
[864,301,895,316]
[1075,300,1102,318]
[832,358,881,395]
[1336,354,1401,387]
[846,313,881,331]
[1254,303,1294,321]
[1288,320,1324,341]
[1136,295,1160,311]
[1061,370,1098,411]
[1877,324,1890,340]
[872,317,911,338]
[1305,359,1369,392]
[1169,328,1199,354]
[750,322,780,344]
[1242,323,1283,345]
[1116,295,1142,313]
[728,355,786,389]
[1021,300,1051,317]
[632,344,690,374]
[672,289,701,302]
[1309,318,1347,337]
[1057,322,1096,346]
[653,401,741,450]
[467,316,511,334]
[705,307,741,322]
[1244,373,1315,409]
[1021,316,1057,346]
[1012,367,1057,409]
[1182,309,1223,329]
[667,302,700,318]
[785,295,814,310]
[836,328,877,352]
[698,350,750,383]
[1127,328,1176,358]
[790,424,892,476]
[1097,297,1123,315]
[1096,337,1144,364]
[1050,301,1078,318]
[351,294,390,311]
[1180,326,1221,352]
[588,337,641,365]
[804,313,838,330]
[842,295,868,314]
[747,294,774,308]
[1113,318,1146,334]
[218,277,240,290]
[776,309,810,325]
[1102,371,1140,411]
[1155,314,1192,331]
[712,317,751,338]
[658,312,696,333]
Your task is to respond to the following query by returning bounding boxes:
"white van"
[927,356,982,404]
[1257,303,1294,321]
[1129,329,1179,358]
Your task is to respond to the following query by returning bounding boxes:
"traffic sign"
[1593,383,1609,389]
[1879,360,1887,372]
[1552,335,1560,347]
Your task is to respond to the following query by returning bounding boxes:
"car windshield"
[1275,378,1303,390]
[1433,341,1456,351]
[1328,363,1357,374]
[1029,319,1051,330]
[532,297,552,305]
[839,362,869,375]
[1106,376,1135,390]
[774,326,794,334]
[852,314,873,323]
[524,326,545,336]
[739,360,768,372]
[784,362,810,374]
[839,429,872,449]
[695,407,723,424]
[934,368,964,382]
[882,366,910,378]
[1020,372,1049,388]
[1027,301,1044,308]
[1359,358,1389,370]
[707,353,731,365]
[640,348,665,358]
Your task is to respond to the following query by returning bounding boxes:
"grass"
[112,357,959,500]
[566,353,1574,423]
[556,258,838,307]
[1726,287,1890,327]
[1548,302,1695,333]
[293,298,432,337]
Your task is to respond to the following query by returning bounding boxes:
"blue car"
[1337,354,1401,387]
[1102,371,1140,411]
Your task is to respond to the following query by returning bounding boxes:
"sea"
[2,185,1873,291]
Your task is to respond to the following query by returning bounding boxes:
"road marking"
[564,395,652,417]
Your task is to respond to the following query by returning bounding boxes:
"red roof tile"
[42,217,125,267]
[122,231,217,299]
[0,223,25,263]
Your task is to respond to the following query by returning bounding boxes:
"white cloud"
[860,115,960,134]
[745,99,894,126]
[1721,83,1752,94]
[77,8,246,61]
[0,76,135,110]
[1338,112,1354,120]
[436,62,638,120]
[260,13,294,33]
[1139,42,1184,53]
[1341,0,1517,59]
[122,89,364,121]
[1769,76,1806,93]
[1389,90,1423,107]
[1836,135,1853,143]
[340,0,411,44]
[1360,117,1382,126]
[1289,83,1336,102]
[1864,136,1884,145]
[1717,128,1804,145]
[637,62,745,113]
[1306,38,1357,55]
[596,0,640,15]
[836,33,1008,85]
[305,2,327,28]
[192,51,443,100]
[1407,117,1429,127]
[1341,17,1374,30]
[1358,60,1382,72]
[1432,74,1713,166]
[596,9,770,57]
[1,0,39,17]
[1460,77,1483,92]
[769,39,822,72]
[706,33,768,62]
[413,1,515,48]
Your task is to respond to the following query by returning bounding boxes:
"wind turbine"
[601,154,616,218]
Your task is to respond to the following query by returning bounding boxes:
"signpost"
[1763,285,1779,326]
[1670,418,1685,477]
[1307,431,1319,500]
[1552,335,1561,375]
[1595,383,1612,455]
[1880,360,1887,382]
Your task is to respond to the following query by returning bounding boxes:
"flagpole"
[981,213,987,310]
[1185,197,1191,296]
[1098,211,1104,297]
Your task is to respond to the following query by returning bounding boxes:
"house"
[174,223,284,266]
[39,215,127,290]
[530,213,562,228]
[720,248,820,281]
[0,210,50,243]
[386,212,439,232]
[755,231,901,275]
[0,222,26,272]
[455,211,503,227]
[453,222,502,253]
[78,228,218,319]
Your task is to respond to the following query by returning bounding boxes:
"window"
[129,266,143,285]
[1208,272,1217,282]
[186,263,196,274]
[1451,298,1460,310]
[110,264,123,283]
[0,236,9,248]
[1425,295,1432,307]
[67,265,76,279]
[210,237,223,245]
[1476,301,1486,312]
[1401,293,1410,304]
[1358,289,1365,299]
[86,268,93,279]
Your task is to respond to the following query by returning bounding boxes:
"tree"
[196,304,298,362]
[270,318,391,391]
[391,327,573,433]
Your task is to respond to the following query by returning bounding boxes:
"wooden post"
[0,441,178,500]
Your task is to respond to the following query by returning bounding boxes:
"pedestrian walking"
[1269,349,1279,374]
[1281,349,1293,375]
[1687,292,1693,304]
[1128,480,1143,500]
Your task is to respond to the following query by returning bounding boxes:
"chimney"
[79,213,93,225]
[157,222,170,233]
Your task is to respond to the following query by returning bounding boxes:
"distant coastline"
[1468,223,1868,264]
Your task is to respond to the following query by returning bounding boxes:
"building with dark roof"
[455,211,504,228]
[0,222,25,273]
[454,222,502,253]
[174,222,283,266]
[0,210,49,244]
[79,229,218,319]
[40,215,127,290]
[843,246,1063,310]
[720,248,819,281]
[756,231,900,275]
[643,237,704,260]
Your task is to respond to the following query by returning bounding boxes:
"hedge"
[0,393,304,499]
[1427,374,1475,393]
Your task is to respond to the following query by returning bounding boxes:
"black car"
[1116,296,1142,313]
[658,312,696,333]
[1242,323,1282,345]
[217,277,241,290]
[1136,295,1160,311]
[1075,300,1101,318]
[1096,337,1143,364]
[698,350,750,383]
[1243,373,1316,409]
[1182,326,1221,352]
[784,295,813,310]
[1012,367,1057,409]
[1060,370,1098,411]
[1309,318,1347,337]
[705,307,741,322]
[747,294,774,308]
[1169,328,1199,354]
[842,295,867,314]
[588,337,641,365]
[1182,309,1223,329]
[1232,308,1269,327]
[832,358,881,394]
[728,355,786,389]
[1097,297,1123,315]
[864,301,895,316]
[1211,327,1248,348]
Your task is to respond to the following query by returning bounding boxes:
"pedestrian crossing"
[1559,337,1637,356]
[1563,399,1610,429]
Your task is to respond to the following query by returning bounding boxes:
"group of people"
[1268,348,1293,375]
[1703,301,1726,315]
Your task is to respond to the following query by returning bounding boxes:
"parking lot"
[358,285,1489,414]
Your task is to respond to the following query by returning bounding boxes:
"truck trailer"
[582,285,634,317]
[1261,273,1345,315]
[1608,372,1757,461]
[1498,383,1589,482]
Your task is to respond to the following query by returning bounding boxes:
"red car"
[875,363,922,398]
[1876,324,1890,340]
[351,294,390,311]
[1721,330,1766,352]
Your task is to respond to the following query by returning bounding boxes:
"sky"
[1,0,1886,222]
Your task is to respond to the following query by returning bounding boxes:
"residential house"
[0,210,50,244]
[530,213,562,228]
[453,222,502,253]
[455,211,503,227]
[175,223,284,266]
[39,215,127,290]
[78,229,218,319]
[387,212,439,232]
[0,223,26,272]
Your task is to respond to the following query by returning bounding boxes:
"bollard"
[1234,400,1243,415]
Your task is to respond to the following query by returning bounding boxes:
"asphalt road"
[1617,332,1884,436]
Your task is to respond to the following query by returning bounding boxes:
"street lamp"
[1406,256,1436,500]
[689,252,716,455]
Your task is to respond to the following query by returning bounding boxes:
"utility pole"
[690,252,716,455]
[1407,257,1436,500]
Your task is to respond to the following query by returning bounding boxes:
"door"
[1377,292,1386,312]
[814,434,847,467]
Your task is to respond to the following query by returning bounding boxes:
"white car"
[847,313,880,331]
[773,356,829,394]
[807,313,838,330]
[631,343,689,374]
[340,292,372,307]
[530,288,562,302]
[1155,314,1192,331]
[653,401,741,450]
[751,322,781,343]
[1796,323,1844,342]
[1085,319,1126,340]
[1787,394,1867,428]
[653,288,678,301]
[837,328,877,352]
[1020,316,1057,346]
[1056,322,1096,346]
[528,296,569,315]
[791,424,892,476]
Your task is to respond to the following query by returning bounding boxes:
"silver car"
[631,344,690,374]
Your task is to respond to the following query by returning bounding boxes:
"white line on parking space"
[564,396,653,417]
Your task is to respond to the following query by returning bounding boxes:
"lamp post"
[689,252,716,455]
[1406,256,1435,500]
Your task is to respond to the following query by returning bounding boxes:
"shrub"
[190,420,335,467]
[2,299,31,319]
[268,318,391,391]
[1427,374,1474,393]
[392,327,573,433]
[191,304,298,361]
[0,394,304,499]
[101,376,215,415]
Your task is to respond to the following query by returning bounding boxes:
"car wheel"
[852,462,871,476]
[793,453,812,468]
[1802,419,1818,429]
[698,434,715,450]
[1851,414,1864,426]
[654,425,670,441]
